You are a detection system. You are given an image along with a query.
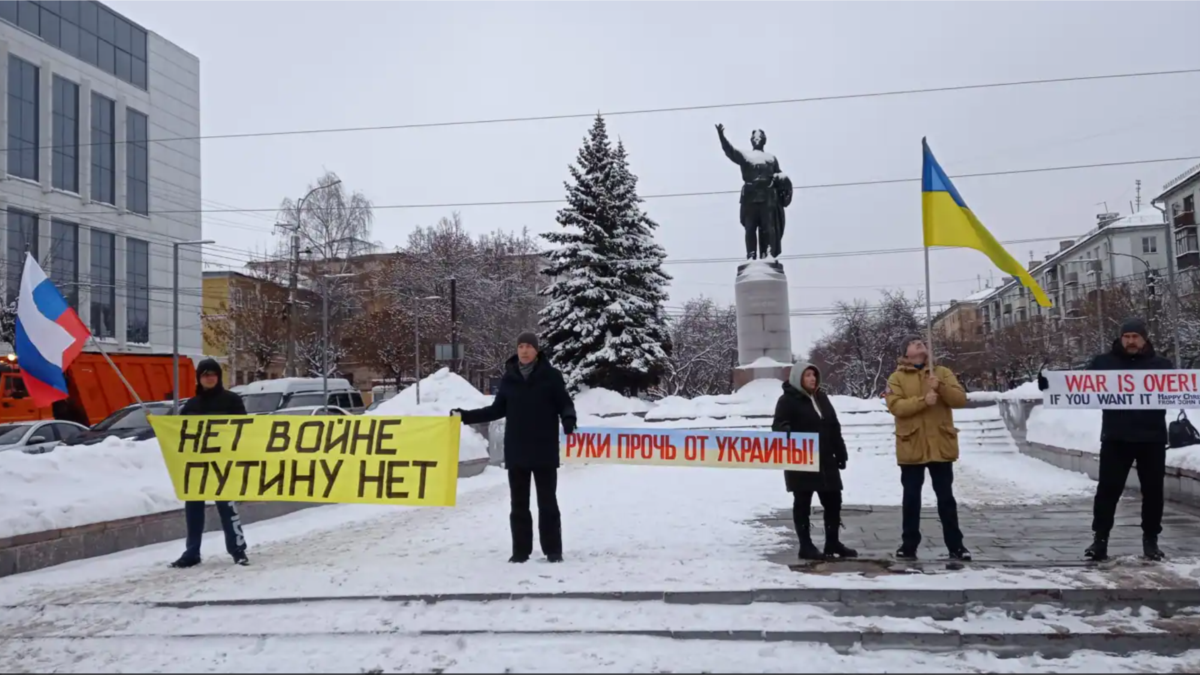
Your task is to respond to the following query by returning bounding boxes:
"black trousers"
[508,467,562,558]
[1092,441,1166,537]
[183,501,246,560]
[900,462,964,551]
[792,490,842,537]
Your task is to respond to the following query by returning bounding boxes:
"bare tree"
[657,297,738,397]
[813,290,922,397]
[203,271,294,381]
[277,170,377,271]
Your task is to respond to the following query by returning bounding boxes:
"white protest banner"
[561,427,820,471]
[1042,370,1200,409]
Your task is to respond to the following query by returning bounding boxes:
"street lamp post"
[320,272,355,412]
[280,179,343,377]
[173,239,215,414]
[413,295,441,405]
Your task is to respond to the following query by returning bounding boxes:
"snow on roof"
[962,286,999,302]
[1107,207,1165,228]
[239,378,354,394]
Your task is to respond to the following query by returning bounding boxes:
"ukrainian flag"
[922,138,1052,308]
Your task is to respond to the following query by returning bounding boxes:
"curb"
[14,586,1200,612]
[8,629,1193,657]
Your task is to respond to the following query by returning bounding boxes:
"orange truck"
[0,353,196,425]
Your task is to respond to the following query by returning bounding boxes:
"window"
[1185,195,1195,213]
[126,237,150,344]
[90,93,115,204]
[6,209,39,304]
[7,56,39,181]
[1179,230,1200,255]
[50,220,79,310]
[52,76,80,193]
[89,229,116,338]
[126,108,149,215]
[1142,236,1158,254]
[5,1,148,91]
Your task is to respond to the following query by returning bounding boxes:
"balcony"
[1175,210,1196,228]
[1047,280,1061,294]
[1049,307,1062,319]
[1065,272,1080,286]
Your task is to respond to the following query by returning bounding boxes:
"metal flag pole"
[925,245,935,371]
[87,335,147,410]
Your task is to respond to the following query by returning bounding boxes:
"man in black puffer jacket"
[170,358,250,569]
[453,332,576,564]
[1042,318,1173,562]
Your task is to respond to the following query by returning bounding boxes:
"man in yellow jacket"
[885,336,971,563]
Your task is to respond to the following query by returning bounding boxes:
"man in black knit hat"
[452,331,576,563]
[1048,318,1174,562]
[170,358,250,569]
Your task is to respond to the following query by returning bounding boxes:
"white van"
[237,378,365,415]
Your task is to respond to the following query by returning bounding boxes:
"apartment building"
[0,1,201,355]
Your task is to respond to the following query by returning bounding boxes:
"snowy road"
[2,405,1186,672]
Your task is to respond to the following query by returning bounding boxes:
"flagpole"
[925,245,935,371]
[87,336,147,410]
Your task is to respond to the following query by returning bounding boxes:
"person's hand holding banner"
[1041,370,1200,409]
[149,415,462,506]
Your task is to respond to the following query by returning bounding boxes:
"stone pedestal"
[733,260,793,388]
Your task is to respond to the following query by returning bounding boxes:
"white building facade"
[975,209,1172,337]
[0,1,201,355]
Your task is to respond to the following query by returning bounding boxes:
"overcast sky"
[110,0,1200,355]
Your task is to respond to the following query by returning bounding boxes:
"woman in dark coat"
[771,361,856,560]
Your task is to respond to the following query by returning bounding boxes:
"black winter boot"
[797,525,825,560]
[894,545,918,561]
[823,524,858,559]
[170,555,201,569]
[1084,535,1109,562]
[948,546,972,562]
[1143,536,1165,562]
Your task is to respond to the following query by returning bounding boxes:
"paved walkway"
[762,494,1200,567]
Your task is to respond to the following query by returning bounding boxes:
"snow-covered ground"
[0,437,177,540]
[368,368,491,462]
[8,633,1200,673]
[1028,405,1200,473]
[2,389,1195,672]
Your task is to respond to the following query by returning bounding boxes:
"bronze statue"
[716,124,794,260]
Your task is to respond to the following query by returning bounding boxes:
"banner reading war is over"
[149,415,462,506]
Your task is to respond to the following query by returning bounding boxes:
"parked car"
[237,378,365,415]
[268,405,352,416]
[62,401,175,446]
[0,420,90,454]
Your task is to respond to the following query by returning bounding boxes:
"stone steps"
[7,589,1199,658]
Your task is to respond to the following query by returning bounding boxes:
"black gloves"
[449,408,464,417]
[1037,372,1049,391]
[563,418,576,435]
[838,458,847,471]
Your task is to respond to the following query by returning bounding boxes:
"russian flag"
[14,253,91,407]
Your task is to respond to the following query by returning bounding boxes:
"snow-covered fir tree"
[539,115,672,394]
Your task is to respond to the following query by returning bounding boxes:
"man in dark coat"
[170,358,250,569]
[772,362,856,560]
[453,332,577,563]
[1042,318,1174,562]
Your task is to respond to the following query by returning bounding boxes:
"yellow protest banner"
[148,415,461,506]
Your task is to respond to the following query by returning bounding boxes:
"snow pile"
[0,437,178,539]
[646,380,888,420]
[968,381,1043,402]
[736,356,791,370]
[646,379,782,420]
[372,368,492,417]
[1028,406,1200,473]
[573,387,652,417]
[369,368,492,462]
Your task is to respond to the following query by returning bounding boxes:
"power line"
[22,152,1200,219]
[6,67,1194,153]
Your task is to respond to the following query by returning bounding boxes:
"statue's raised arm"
[716,123,748,167]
